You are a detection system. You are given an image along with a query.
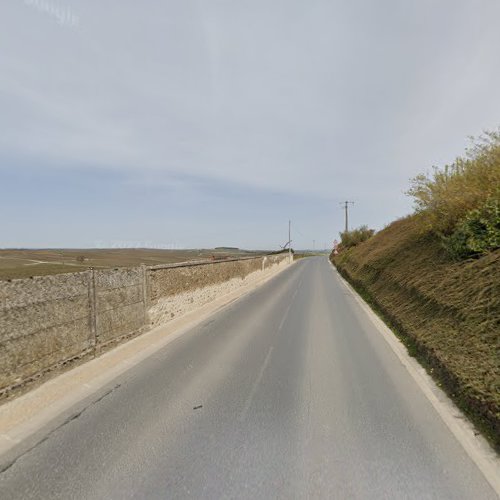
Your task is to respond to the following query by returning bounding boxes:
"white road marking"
[278,303,292,331]
[239,346,274,422]
[278,287,299,332]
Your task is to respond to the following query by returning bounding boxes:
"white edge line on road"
[330,262,500,495]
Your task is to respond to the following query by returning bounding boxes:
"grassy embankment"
[332,132,500,449]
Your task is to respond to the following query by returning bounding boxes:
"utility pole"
[340,201,354,233]
[313,239,315,251]
[288,219,292,263]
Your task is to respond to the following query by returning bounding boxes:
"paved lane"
[0,257,496,499]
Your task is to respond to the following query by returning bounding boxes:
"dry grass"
[333,216,500,449]
[408,130,500,235]
[0,248,263,280]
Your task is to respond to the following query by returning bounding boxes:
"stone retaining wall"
[148,254,289,327]
[0,272,93,394]
[94,267,147,351]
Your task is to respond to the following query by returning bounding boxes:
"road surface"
[0,257,496,499]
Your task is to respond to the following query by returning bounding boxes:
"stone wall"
[94,267,147,351]
[148,254,289,327]
[0,253,290,399]
[0,272,94,395]
[150,257,263,302]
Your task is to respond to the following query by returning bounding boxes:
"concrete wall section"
[0,272,94,395]
[149,257,263,302]
[94,268,146,349]
[148,254,289,327]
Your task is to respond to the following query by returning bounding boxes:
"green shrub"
[407,130,500,234]
[407,130,500,258]
[339,225,375,249]
[443,197,500,258]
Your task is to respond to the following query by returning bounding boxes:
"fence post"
[88,268,98,357]
[141,264,150,328]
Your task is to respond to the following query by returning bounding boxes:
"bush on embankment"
[339,225,375,250]
[408,130,500,258]
[332,132,500,449]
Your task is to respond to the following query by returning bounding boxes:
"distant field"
[0,248,264,280]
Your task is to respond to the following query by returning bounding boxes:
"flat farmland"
[0,248,264,280]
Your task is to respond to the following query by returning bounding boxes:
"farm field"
[0,248,265,280]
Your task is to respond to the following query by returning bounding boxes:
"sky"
[1,0,500,250]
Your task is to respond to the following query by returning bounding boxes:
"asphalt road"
[0,257,496,499]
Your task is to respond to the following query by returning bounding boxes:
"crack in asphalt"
[0,384,121,475]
